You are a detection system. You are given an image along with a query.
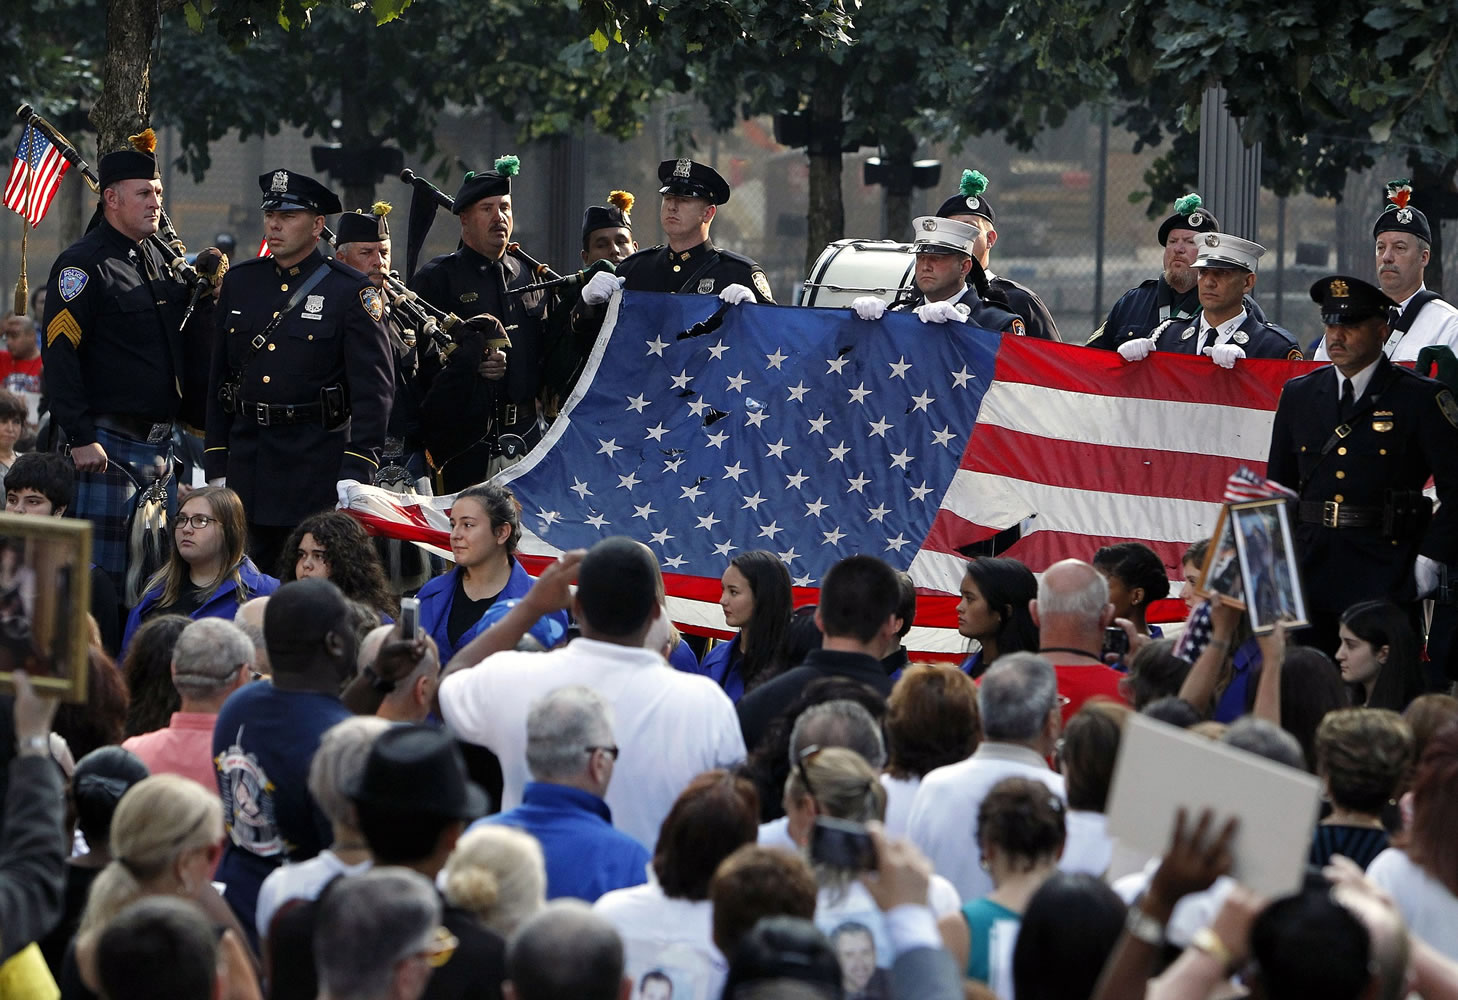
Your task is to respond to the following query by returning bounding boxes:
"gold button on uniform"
[307,334,314,341]
[1337,447,1347,455]
[267,344,276,351]
[262,376,271,384]
[1380,448,1387,455]
[281,283,289,291]
[1334,494,1344,502]
[672,265,681,272]
[1336,470,1345,479]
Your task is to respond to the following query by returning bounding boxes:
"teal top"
[961,897,1021,983]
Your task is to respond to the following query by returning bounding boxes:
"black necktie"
[1340,377,1355,422]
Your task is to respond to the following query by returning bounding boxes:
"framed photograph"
[1196,506,1246,608]
[1229,498,1308,635]
[0,512,91,703]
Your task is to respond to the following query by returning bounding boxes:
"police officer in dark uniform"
[1089,193,1267,350]
[1266,275,1458,659]
[582,159,773,307]
[1117,233,1301,366]
[412,158,549,489]
[935,168,1059,340]
[205,169,394,571]
[41,132,212,580]
[851,217,1024,335]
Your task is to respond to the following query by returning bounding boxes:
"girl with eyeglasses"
[121,486,279,653]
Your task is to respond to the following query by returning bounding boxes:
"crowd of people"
[0,122,1456,999]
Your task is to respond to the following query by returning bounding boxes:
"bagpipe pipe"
[14,104,222,326]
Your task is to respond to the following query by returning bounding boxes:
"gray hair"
[507,901,625,1000]
[315,867,442,1000]
[525,686,615,782]
[978,652,1058,742]
[171,618,254,700]
[789,700,886,770]
[309,716,392,828]
[1036,560,1109,622]
[1222,717,1306,771]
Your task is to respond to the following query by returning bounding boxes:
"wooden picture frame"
[1196,505,1246,609]
[0,512,92,703]
[1230,498,1309,635]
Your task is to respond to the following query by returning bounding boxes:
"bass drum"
[799,239,917,308]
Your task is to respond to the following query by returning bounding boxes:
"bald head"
[1032,559,1112,650]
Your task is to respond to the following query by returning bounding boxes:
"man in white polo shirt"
[437,536,746,847]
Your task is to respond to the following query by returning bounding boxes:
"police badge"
[753,271,773,301]
[697,279,715,294]
[674,159,692,179]
[1397,208,1413,224]
[921,218,938,231]
[359,287,384,322]
[58,267,88,302]
[1204,234,1220,247]
[271,170,289,193]
[302,294,324,321]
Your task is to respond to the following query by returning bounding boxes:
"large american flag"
[341,291,1320,653]
[3,125,70,227]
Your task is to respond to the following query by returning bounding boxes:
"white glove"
[851,296,887,321]
[914,301,967,324]
[1117,338,1154,362]
[1206,343,1246,369]
[1415,554,1442,599]
[718,283,755,305]
[581,271,625,306]
[207,477,226,488]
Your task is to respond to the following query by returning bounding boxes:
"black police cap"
[658,158,731,205]
[1373,179,1432,243]
[258,168,342,216]
[1157,193,1220,245]
[1309,274,1398,326]
[452,155,520,215]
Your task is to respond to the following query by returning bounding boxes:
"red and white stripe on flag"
[3,126,70,228]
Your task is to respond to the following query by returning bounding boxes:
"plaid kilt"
[71,427,173,580]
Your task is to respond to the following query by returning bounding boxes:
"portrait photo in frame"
[1196,506,1246,609]
[0,512,92,703]
[1229,498,1308,635]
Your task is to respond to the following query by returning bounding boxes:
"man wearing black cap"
[1088,193,1266,351]
[40,131,206,580]
[850,217,1023,335]
[1117,233,1302,366]
[1266,275,1458,656]
[412,157,550,485]
[584,158,773,305]
[205,169,394,570]
[1313,181,1458,364]
[934,169,1060,341]
[337,204,433,490]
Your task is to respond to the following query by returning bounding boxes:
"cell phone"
[1101,625,1130,660]
[400,597,419,640]
[809,817,877,871]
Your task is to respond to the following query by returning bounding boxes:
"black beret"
[258,168,342,216]
[581,190,635,243]
[452,155,520,215]
[1309,274,1398,326]
[1373,180,1432,243]
[936,168,995,224]
[657,158,730,205]
[1158,193,1220,245]
[335,203,391,244]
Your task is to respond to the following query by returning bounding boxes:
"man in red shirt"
[0,312,43,426]
[1030,559,1130,721]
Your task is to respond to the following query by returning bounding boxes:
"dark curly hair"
[279,511,398,619]
[120,614,190,738]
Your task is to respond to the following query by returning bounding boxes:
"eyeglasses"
[585,745,620,760]
[416,926,458,969]
[174,514,217,530]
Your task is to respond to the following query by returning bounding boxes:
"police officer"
[1089,193,1267,350]
[581,158,773,307]
[1312,181,1458,364]
[413,157,549,488]
[1266,275,1458,659]
[205,169,394,571]
[1117,234,1302,366]
[41,130,210,580]
[934,168,1059,340]
[850,217,1024,334]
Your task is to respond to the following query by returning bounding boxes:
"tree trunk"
[92,0,160,154]
[804,75,845,274]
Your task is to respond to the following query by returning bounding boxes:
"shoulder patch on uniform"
[359,287,384,322]
[1010,318,1027,337]
[46,308,81,349]
[752,270,773,302]
[1286,347,1304,361]
[57,267,87,302]
[1438,389,1458,430]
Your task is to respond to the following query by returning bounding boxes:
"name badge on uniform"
[460,292,478,304]
[1232,330,1249,345]
[1372,421,1394,432]
[302,294,325,321]
[697,279,715,294]
[1181,327,1195,340]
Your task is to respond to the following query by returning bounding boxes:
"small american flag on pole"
[3,125,70,228]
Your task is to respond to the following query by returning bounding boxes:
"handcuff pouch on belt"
[1382,489,1431,541]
